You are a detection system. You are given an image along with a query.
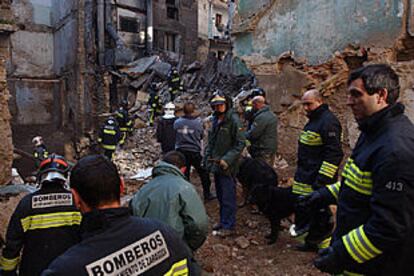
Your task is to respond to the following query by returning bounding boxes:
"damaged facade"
[232,0,414,165]
[0,0,15,185]
[198,0,233,62]
[6,0,198,174]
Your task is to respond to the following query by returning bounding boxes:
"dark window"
[215,14,222,27]
[166,0,176,5]
[165,33,177,52]
[166,0,179,20]
[119,16,139,33]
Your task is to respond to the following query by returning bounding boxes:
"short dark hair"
[183,102,195,115]
[163,151,186,169]
[348,64,400,104]
[70,155,121,209]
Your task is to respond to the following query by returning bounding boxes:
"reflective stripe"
[342,225,382,263]
[344,271,364,276]
[103,129,116,135]
[342,158,373,195]
[299,130,323,146]
[318,237,331,249]
[20,211,81,232]
[0,256,20,271]
[102,144,116,150]
[327,181,341,200]
[164,258,188,276]
[120,127,129,131]
[319,161,338,178]
[292,181,313,195]
[171,77,180,82]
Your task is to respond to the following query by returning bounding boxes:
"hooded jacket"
[319,103,414,275]
[129,162,208,251]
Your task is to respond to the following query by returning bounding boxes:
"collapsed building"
[232,0,414,166]
[3,0,199,179]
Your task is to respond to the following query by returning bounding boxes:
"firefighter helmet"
[163,102,175,119]
[251,87,266,98]
[32,136,44,147]
[37,154,70,184]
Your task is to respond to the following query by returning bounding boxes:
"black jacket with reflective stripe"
[42,208,197,276]
[294,104,343,191]
[320,103,414,275]
[0,184,81,276]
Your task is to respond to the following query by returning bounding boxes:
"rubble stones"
[235,236,250,249]
[212,244,231,256]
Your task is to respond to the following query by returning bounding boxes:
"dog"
[237,157,296,244]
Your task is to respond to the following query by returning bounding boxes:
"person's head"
[183,102,195,116]
[70,155,123,212]
[163,102,175,118]
[32,136,44,147]
[252,95,266,111]
[106,116,117,126]
[210,91,228,116]
[37,154,70,186]
[162,151,186,174]
[251,87,266,99]
[347,64,399,121]
[301,89,323,115]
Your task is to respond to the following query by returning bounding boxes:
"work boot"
[295,242,318,252]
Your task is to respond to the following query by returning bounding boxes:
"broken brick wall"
[233,0,414,172]
[0,1,14,185]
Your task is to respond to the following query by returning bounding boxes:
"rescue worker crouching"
[0,154,81,276]
[98,116,121,161]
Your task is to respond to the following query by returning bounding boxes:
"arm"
[179,189,209,251]
[0,203,26,275]
[315,119,343,188]
[221,115,246,166]
[246,113,266,141]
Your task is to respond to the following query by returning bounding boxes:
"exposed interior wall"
[233,0,414,171]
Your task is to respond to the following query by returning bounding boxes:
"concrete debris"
[121,56,159,76]
[11,168,24,185]
[245,219,259,229]
[212,244,231,256]
[129,167,153,180]
[235,236,250,249]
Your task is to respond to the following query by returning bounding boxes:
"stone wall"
[0,2,14,185]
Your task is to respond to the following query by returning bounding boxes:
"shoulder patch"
[85,230,170,275]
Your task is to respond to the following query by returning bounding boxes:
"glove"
[219,160,229,170]
[314,247,344,274]
[296,191,322,210]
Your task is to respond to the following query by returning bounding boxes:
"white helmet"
[32,136,44,147]
[163,102,175,119]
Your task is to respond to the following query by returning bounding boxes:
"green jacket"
[129,161,209,251]
[246,106,278,157]
[204,109,246,175]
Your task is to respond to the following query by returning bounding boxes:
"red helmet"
[37,154,70,184]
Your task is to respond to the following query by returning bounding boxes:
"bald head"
[301,89,323,115]
[252,96,266,111]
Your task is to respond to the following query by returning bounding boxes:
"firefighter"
[98,116,121,160]
[147,84,163,126]
[299,64,414,275]
[32,136,49,168]
[168,67,183,101]
[0,154,81,276]
[43,154,198,275]
[156,102,177,154]
[292,89,343,252]
[115,100,133,145]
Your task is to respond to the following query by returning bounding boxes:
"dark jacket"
[174,116,204,153]
[0,184,81,276]
[42,208,198,276]
[293,104,343,195]
[115,107,133,132]
[204,109,246,176]
[98,122,121,150]
[129,162,208,251]
[156,117,177,153]
[246,106,278,158]
[319,103,414,275]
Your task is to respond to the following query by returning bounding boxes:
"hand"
[313,247,344,274]
[296,191,321,210]
[219,160,229,170]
